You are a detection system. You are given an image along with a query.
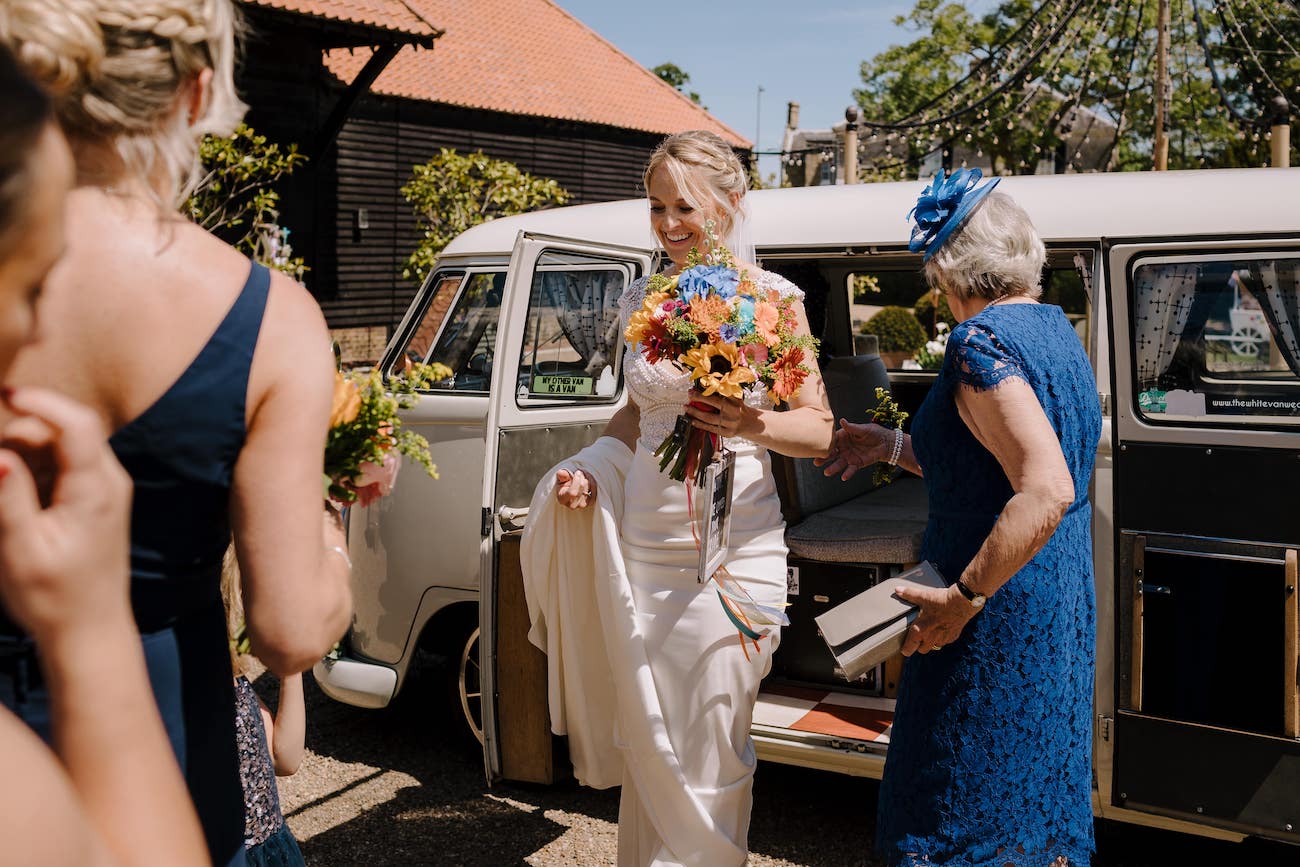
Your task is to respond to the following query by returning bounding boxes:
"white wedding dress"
[522,271,803,867]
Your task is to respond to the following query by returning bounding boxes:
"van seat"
[785,475,928,564]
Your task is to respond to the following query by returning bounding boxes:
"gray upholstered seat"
[780,353,930,564]
[785,475,928,563]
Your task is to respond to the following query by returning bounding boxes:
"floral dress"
[875,304,1101,866]
[235,676,305,867]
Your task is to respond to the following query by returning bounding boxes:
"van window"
[849,252,1091,369]
[391,271,506,392]
[1131,255,1300,426]
[516,252,631,405]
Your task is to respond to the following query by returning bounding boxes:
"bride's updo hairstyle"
[643,130,748,241]
[0,0,246,207]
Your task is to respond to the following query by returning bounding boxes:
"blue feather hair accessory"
[907,168,1000,262]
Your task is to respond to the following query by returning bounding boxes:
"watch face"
[971,595,986,609]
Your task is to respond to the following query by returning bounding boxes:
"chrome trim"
[312,655,397,710]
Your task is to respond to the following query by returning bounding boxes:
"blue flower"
[719,323,740,344]
[906,168,1000,261]
[734,296,755,335]
[677,264,740,304]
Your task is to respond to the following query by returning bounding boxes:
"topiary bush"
[914,289,957,331]
[862,306,926,354]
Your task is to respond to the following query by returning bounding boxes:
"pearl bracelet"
[886,427,904,466]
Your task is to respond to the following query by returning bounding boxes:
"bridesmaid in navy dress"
[0,3,352,864]
[820,171,1101,865]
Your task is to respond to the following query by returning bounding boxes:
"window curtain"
[1251,261,1300,377]
[540,271,626,373]
[1133,263,1198,389]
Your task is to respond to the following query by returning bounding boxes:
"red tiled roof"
[323,0,748,147]
[238,0,440,40]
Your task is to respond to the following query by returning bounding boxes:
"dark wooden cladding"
[320,93,666,330]
[234,10,748,333]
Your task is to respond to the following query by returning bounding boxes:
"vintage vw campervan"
[316,168,1300,845]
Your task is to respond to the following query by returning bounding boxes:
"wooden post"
[1153,0,1171,171]
[1271,96,1292,169]
[844,105,860,185]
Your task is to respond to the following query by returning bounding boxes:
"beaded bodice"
[619,270,805,451]
[235,675,284,847]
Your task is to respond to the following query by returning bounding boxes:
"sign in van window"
[517,252,629,406]
[1132,257,1300,426]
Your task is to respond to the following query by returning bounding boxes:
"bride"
[521,130,832,866]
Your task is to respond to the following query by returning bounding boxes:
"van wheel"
[457,626,484,744]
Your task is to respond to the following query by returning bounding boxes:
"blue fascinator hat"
[907,168,1000,262]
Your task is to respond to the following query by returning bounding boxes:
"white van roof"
[440,167,1300,257]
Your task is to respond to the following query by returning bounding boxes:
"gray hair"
[923,191,1046,301]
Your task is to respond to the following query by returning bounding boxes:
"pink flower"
[352,451,402,507]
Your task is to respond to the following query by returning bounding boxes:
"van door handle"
[1138,582,1172,596]
[497,506,529,531]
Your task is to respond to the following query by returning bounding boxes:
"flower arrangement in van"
[324,357,452,506]
[624,222,818,484]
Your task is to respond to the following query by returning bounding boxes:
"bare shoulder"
[0,714,103,865]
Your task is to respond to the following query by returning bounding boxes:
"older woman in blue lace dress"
[819,171,1101,866]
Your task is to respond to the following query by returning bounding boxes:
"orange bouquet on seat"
[624,223,817,484]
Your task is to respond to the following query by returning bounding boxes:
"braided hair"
[0,0,246,207]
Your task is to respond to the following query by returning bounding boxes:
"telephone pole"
[1153,0,1171,170]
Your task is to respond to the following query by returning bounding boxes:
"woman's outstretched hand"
[554,468,597,510]
[814,419,891,480]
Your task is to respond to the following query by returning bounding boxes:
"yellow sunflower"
[679,342,757,399]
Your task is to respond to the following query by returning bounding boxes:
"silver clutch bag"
[814,561,947,682]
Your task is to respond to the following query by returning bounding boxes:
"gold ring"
[931,644,942,651]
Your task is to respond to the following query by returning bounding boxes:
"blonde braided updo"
[0,0,246,206]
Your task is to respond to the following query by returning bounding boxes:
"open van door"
[479,232,653,785]
[1106,237,1300,842]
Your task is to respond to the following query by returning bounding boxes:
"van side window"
[516,253,630,404]
[390,271,506,392]
[1131,256,1300,426]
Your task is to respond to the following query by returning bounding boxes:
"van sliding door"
[1107,240,1300,842]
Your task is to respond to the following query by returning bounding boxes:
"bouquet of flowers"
[624,222,818,485]
[869,387,909,486]
[324,357,452,506]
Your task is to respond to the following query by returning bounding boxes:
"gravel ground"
[248,663,1296,866]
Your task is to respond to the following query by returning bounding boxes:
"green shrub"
[914,289,957,330]
[862,306,926,353]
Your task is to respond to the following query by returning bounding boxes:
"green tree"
[653,61,704,106]
[187,124,308,278]
[854,0,1300,177]
[401,149,570,282]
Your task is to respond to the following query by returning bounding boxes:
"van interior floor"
[754,682,895,744]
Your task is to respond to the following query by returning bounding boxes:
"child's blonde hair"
[220,543,245,676]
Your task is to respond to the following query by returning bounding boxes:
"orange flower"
[624,290,671,344]
[754,300,781,347]
[329,371,362,427]
[769,345,808,403]
[680,342,757,399]
[687,294,732,342]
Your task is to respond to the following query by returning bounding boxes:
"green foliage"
[855,0,1300,176]
[852,273,882,303]
[402,149,570,283]
[652,61,703,106]
[187,124,308,278]
[914,288,957,330]
[869,387,910,486]
[862,305,927,353]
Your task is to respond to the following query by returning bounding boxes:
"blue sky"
[555,1,998,179]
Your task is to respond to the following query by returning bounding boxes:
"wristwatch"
[954,578,987,611]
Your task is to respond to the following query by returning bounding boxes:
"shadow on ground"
[258,666,1299,867]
